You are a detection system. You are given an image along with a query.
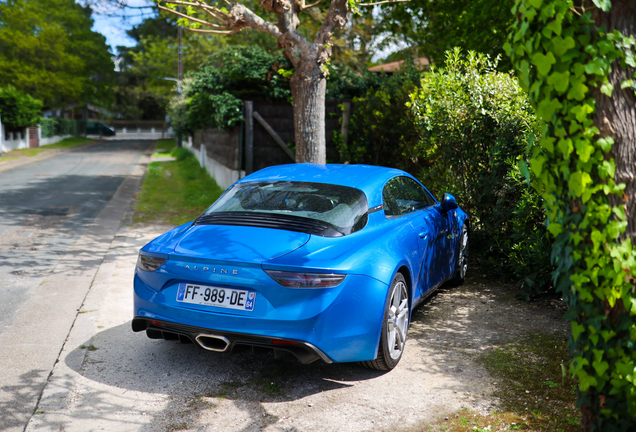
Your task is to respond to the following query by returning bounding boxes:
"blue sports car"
[132,164,469,370]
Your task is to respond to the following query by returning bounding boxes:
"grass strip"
[42,136,96,149]
[1,136,97,160]
[134,145,224,226]
[423,333,579,432]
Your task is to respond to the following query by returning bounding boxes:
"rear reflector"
[149,320,163,327]
[265,270,346,288]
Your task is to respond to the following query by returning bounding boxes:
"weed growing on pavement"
[134,146,223,225]
[166,422,188,431]
[79,344,97,351]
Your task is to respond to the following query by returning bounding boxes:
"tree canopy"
[380,0,516,68]
[0,0,114,108]
[0,86,43,128]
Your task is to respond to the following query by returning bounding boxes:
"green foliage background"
[0,86,42,128]
[168,45,389,136]
[39,118,82,138]
[507,0,636,428]
[0,0,114,108]
[343,50,552,297]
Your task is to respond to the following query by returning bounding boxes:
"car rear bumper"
[131,317,332,364]
[133,271,389,363]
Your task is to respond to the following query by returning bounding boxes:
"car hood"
[172,225,310,263]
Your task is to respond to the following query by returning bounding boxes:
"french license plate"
[176,283,255,311]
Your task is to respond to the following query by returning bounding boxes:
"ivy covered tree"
[507,0,635,429]
[154,0,406,163]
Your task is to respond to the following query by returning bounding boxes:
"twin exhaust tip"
[195,334,230,352]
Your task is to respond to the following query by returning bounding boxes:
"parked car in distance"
[86,121,115,136]
[132,164,469,370]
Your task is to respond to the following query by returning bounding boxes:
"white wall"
[40,134,71,146]
[0,125,28,152]
[185,136,243,190]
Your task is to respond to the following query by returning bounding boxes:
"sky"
[83,0,399,61]
[81,0,156,53]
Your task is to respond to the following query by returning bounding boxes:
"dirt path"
[26,223,568,432]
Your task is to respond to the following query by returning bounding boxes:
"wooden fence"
[191,99,351,189]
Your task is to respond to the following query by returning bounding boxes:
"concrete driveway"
[23,227,567,432]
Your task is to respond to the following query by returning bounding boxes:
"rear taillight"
[137,254,167,272]
[265,270,346,288]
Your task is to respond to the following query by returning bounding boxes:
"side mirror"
[441,193,458,211]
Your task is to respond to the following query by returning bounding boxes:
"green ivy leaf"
[547,71,570,93]
[575,138,595,162]
[558,138,573,158]
[585,57,608,75]
[552,36,575,56]
[570,171,592,197]
[570,103,594,122]
[529,154,545,177]
[597,136,614,152]
[537,97,562,120]
[546,19,562,36]
[600,82,614,97]
[567,79,589,101]
[528,0,544,8]
[592,0,612,12]
[572,321,585,341]
[540,136,555,153]
[547,222,563,236]
[532,52,556,76]
[591,230,603,252]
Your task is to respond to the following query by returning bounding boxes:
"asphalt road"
[0,140,153,432]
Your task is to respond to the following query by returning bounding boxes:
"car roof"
[237,163,416,207]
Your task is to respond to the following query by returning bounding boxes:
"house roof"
[368,57,430,73]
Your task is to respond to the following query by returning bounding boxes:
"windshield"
[200,181,369,235]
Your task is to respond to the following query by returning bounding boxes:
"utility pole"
[176,9,183,147]
[178,22,183,95]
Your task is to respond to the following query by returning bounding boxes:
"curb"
[0,139,105,172]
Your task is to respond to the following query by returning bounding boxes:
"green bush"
[0,86,42,128]
[408,48,552,295]
[40,118,57,138]
[40,117,80,138]
[169,45,385,135]
[340,60,422,169]
[173,46,292,133]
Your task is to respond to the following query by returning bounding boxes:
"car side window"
[383,177,436,217]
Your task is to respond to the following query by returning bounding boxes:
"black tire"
[360,273,409,371]
[450,223,469,286]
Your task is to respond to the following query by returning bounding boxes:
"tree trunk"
[586,2,636,430]
[290,71,327,164]
[592,0,636,242]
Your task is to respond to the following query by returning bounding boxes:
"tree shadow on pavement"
[48,275,568,432]
[0,369,49,431]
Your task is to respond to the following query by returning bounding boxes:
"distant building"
[368,57,430,73]
[42,104,119,120]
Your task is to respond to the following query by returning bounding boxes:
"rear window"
[200,181,369,236]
